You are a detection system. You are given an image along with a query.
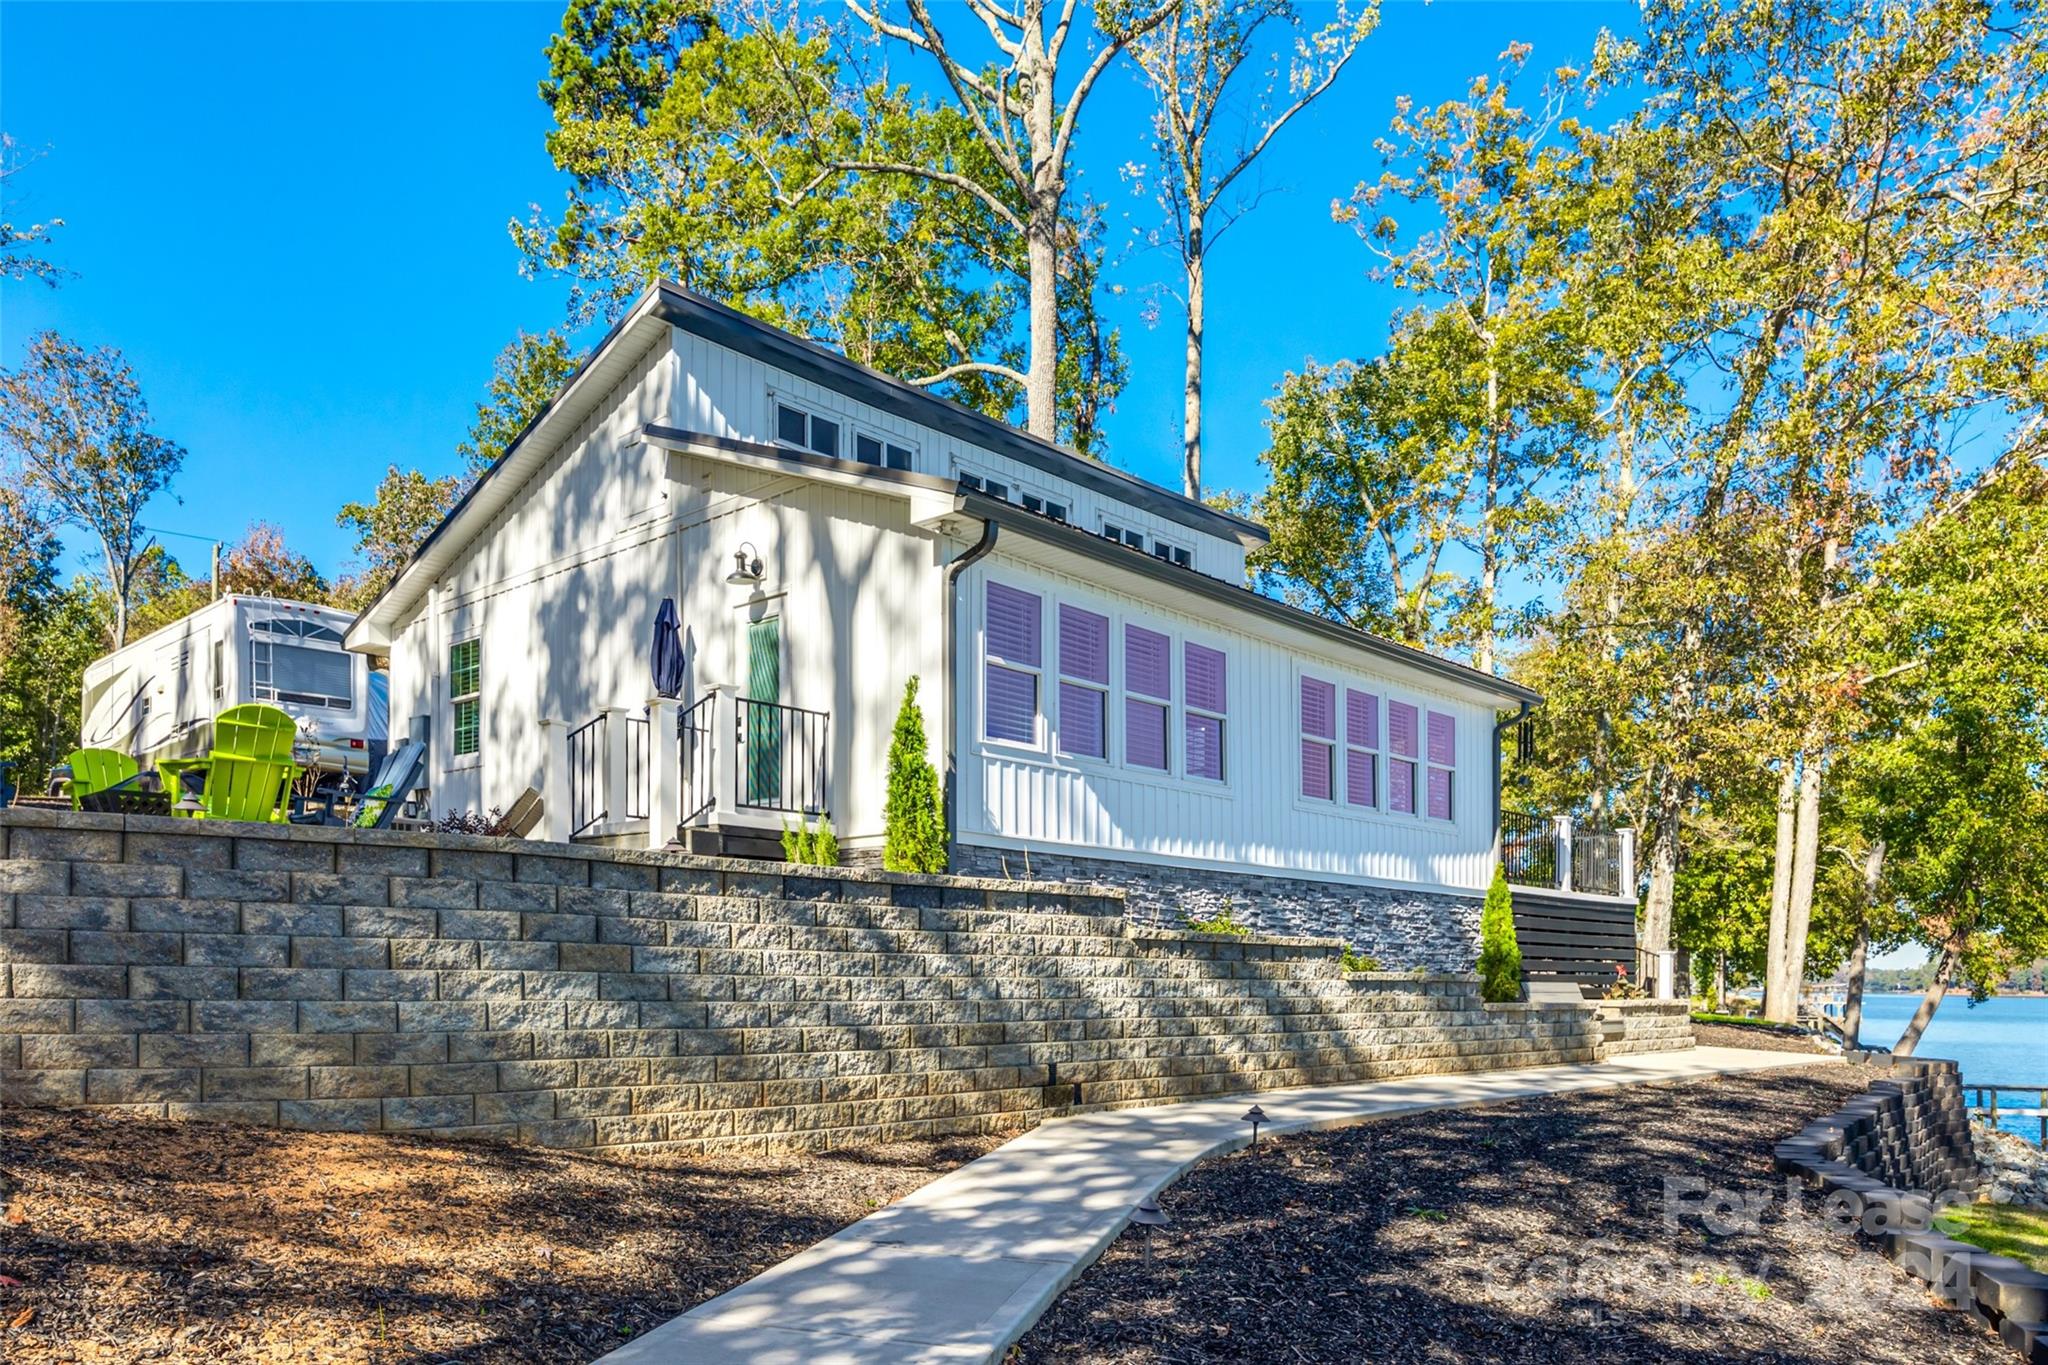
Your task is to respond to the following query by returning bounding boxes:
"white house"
[345,282,1626,973]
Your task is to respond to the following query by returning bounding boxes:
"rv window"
[251,640,352,710]
[212,640,224,703]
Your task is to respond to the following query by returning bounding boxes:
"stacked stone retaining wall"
[4,810,1619,1156]
[1595,1000,1695,1056]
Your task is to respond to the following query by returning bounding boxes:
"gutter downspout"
[1492,699,1536,868]
[942,517,1000,869]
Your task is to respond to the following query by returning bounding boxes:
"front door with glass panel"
[744,617,781,805]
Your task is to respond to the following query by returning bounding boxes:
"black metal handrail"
[1572,829,1625,898]
[734,697,829,815]
[624,712,650,822]
[566,714,606,837]
[1501,810,1557,888]
[679,696,715,826]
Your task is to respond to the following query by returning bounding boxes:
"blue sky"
[0,0,1629,581]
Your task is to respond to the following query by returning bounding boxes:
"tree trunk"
[1842,926,1868,1050]
[1476,357,1501,674]
[1024,206,1059,441]
[1766,748,1825,1024]
[1713,951,1728,1012]
[1762,760,1799,1020]
[1841,839,1883,1049]
[1640,766,1681,954]
[1894,948,1957,1057]
[1181,221,1204,498]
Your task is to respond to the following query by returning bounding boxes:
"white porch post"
[708,685,735,824]
[1554,815,1574,894]
[602,705,631,831]
[538,717,571,843]
[1618,827,1638,897]
[647,695,679,850]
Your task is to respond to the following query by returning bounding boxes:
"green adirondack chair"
[64,748,140,809]
[188,703,300,823]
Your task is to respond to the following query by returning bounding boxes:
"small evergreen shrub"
[1477,866,1523,1002]
[781,815,840,867]
[883,677,946,873]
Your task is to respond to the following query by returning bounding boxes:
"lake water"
[1855,993,2048,1140]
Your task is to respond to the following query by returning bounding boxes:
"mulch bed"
[1692,1020,1839,1054]
[1014,1065,2010,1364]
[0,1108,1001,1362]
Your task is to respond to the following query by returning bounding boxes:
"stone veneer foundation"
[950,844,1482,974]
[1,809,1684,1157]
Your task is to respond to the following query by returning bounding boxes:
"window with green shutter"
[450,638,481,757]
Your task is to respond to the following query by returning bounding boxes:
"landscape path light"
[1129,1194,1171,1267]
[1243,1103,1268,1147]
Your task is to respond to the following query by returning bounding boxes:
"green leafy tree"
[334,466,463,610]
[1843,456,2048,1053]
[883,676,945,874]
[128,522,331,636]
[0,575,102,792]
[520,1,1129,444]
[1477,866,1522,1002]
[0,331,185,648]
[457,330,578,474]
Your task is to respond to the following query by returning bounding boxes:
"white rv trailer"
[78,596,388,784]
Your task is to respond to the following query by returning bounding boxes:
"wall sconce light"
[727,542,764,584]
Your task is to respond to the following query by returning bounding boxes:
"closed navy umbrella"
[650,597,686,699]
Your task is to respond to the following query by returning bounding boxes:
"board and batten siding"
[667,325,1248,582]
[955,550,1503,896]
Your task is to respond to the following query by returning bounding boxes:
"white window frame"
[1020,487,1070,523]
[854,429,917,471]
[1425,711,1457,823]
[449,635,482,768]
[1054,604,1110,764]
[1150,536,1193,570]
[1182,640,1228,787]
[770,395,843,460]
[1344,689,1379,812]
[1298,671,1338,804]
[980,586,1046,755]
[1100,518,1146,552]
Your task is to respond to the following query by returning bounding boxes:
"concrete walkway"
[600,1046,1836,1365]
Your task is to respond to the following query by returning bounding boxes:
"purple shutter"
[986,582,1040,666]
[1126,697,1168,770]
[1346,750,1376,807]
[1059,605,1109,685]
[1186,713,1223,781]
[1126,625,1170,699]
[1427,766,1453,820]
[1388,700,1420,758]
[1301,739,1332,800]
[1346,690,1378,749]
[1427,711,1455,766]
[1185,643,1226,713]
[1058,681,1105,758]
[1389,758,1416,814]
[985,663,1037,743]
[1300,676,1336,740]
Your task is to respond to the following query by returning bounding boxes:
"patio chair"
[351,739,425,830]
[179,703,300,823]
[64,748,140,809]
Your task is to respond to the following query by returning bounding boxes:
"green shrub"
[1183,900,1251,936]
[1477,866,1523,1002]
[1338,946,1380,973]
[883,677,947,873]
[781,814,839,867]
